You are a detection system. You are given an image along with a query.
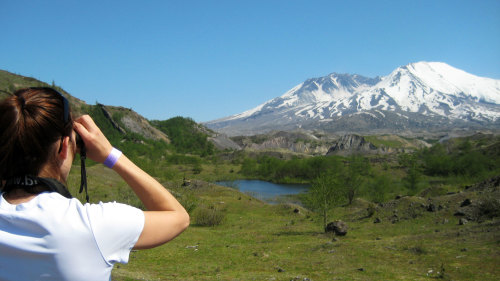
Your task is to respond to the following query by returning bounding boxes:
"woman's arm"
[74,115,189,249]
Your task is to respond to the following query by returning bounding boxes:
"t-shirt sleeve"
[86,202,145,265]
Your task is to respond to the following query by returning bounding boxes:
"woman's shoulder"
[37,192,143,215]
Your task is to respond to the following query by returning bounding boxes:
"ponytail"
[0,87,73,181]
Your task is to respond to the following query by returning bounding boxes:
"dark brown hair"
[0,87,73,181]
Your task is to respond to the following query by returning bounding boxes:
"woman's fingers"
[73,115,113,163]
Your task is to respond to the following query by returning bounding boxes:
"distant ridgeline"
[0,69,215,158]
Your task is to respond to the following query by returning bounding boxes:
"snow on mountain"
[205,62,500,136]
[365,62,500,118]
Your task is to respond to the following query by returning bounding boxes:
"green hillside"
[0,70,215,167]
[151,117,215,156]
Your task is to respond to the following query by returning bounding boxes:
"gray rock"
[326,134,377,156]
[427,203,436,212]
[325,220,348,236]
[460,199,472,207]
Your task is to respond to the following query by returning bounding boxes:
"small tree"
[342,155,370,205]
[399,153,422,195]
[370,173,392,203]
[305,174,343,232]
[192,162,203,174]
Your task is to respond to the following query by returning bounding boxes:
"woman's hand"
[74,114,189,249]
[73,115,113,164]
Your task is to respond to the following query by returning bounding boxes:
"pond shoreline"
[215,179,309,204]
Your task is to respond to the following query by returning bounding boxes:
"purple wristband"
[103,148,122,168]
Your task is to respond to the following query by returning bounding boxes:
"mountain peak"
[205,62,500,136]
[390,61,500,104]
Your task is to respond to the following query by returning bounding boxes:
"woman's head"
[0,87,74,181]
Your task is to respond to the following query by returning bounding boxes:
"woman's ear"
[58,136,71,160]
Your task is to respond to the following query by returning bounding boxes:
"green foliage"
[368,173,393,203]
[420,143,453,176]
[81,104,126,145]
[193,204,226,226]
[192,162,203,174]
[165,153,200,165]
[399,153,423,195]
[420,140,497,179]
[151,117,215,156]
[303,174,344,231]
[240,158,258,176]
[239,155,344,182]
[364,135,404,148]
[477,197,500,220]
[177,190,199,215]
[341,155,371,204]
[80,104,182,180]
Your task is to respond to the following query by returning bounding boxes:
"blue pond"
[216,180,309,204]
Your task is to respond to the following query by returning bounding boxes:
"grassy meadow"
[67,160,499,281]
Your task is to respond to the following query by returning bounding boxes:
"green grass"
[365,135,406,149]
[66,163,500,281]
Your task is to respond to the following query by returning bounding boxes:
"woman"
[0,87,190,280]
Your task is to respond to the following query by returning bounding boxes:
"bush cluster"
[193,204,226,226]
[240,155,344,182]
[420,141,497,178]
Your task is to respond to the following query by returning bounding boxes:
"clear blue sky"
[1,0,499,122]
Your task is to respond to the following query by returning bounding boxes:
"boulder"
[460,199,472,207]
[325,220,348,236]
[427,203,436,212]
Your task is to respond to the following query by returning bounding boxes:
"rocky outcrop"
[99,104,170,142]
[326,134,377,156]
[98,104,126,134]
[232,131,332,155]
[245,136,328,154]
[465,175,500,191]
[208,133,242,150]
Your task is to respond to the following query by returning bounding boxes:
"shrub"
[178,191,199,215]
[477,198,500,220]
[194,205,226,226]
[369,173,392,203]
[192,162,203,174]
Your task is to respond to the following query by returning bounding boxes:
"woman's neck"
[3,188,40,204]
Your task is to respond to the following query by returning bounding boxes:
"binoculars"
[75,131,86,155]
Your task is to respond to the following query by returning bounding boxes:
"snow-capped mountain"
[205,62,500,136]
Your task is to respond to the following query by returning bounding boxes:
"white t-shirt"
[0,192,145,281]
